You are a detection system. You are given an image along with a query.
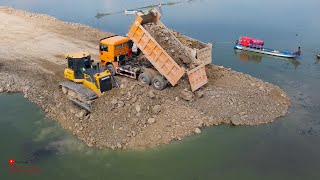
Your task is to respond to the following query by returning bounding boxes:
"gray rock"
[131,131,137,137]
[239,112,246,116]
[194,128,201,134]
[231,115,241,125]
[130,96,137,104]
[76,110,87,119]
[148,91,156,99]
[0,87,5,92]
[120,80,127,89]
[6,83,11,89]
[132,118,139,124]
[140,119,146,124]
[195,91,204,99]
[197,120,204,127]
[135,104,141,112]
[111,99,118,105]
[152,105,161,114]
[85,114,90,120]
[116,143,122,149]
[130,84,136,90]
[70,108,76,114]
[180,91,194,101]
[117,101,125,108]
[147,118,156,124]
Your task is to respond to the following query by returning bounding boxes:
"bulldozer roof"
[65,52,90,59]
[100,36,130,45]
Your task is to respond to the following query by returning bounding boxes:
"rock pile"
[0,7,291,149]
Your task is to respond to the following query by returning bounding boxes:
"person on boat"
[285,50,290,54]
[294,47,301,55]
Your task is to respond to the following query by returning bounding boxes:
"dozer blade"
[69,97,92,112]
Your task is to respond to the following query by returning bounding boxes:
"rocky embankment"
[0,7,290,149]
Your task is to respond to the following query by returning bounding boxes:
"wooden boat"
[234,49,301,68]
[234,44,298,58]
[235,36,299,59]
[124,9,140,15]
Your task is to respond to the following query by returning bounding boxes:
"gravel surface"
[0,7,290,149]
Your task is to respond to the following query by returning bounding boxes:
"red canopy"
[240,36,264,47]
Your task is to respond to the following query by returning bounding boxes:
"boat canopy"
[240,36,264,47]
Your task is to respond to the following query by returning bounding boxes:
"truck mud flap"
[187,64,208,92]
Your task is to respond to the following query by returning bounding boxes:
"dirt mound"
[170,30,205,49]
[143,22,194,68]
[0,7,291,149]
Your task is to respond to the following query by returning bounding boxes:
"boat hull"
[235,45,298,58]
[124,10,139,15]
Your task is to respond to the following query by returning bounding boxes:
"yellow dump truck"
[100,8,212,92]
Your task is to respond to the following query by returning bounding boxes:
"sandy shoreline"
[0,6,290,149]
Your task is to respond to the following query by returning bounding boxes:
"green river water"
[0,0,320,179]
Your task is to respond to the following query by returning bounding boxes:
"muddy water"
[1,0,320,179]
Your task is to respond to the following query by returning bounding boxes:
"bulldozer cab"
[99,35,131,66]
[65,52,93,79]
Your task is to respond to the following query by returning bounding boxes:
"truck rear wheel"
[106,64,116,76]
[138,72,152,85]
[152,76,167,90]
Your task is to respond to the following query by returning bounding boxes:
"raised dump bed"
[170,30,213,65]
[127,8,209,92]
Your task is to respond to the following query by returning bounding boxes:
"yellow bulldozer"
[60,52,119,112]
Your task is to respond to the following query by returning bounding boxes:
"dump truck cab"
[99,36,167,90]
[99,35,131,68]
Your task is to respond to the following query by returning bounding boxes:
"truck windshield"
[100,44,108,52]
